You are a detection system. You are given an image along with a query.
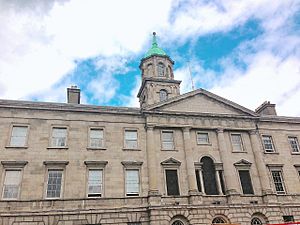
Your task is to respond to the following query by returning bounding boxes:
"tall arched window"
[147,64,153,76]
[201,156,218,195]
[160,89,168,101]
[157,63,165,77]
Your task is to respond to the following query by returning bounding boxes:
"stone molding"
[1,161,28,168]
[84,161,108,167]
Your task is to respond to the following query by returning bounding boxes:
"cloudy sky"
[0,0,299,116]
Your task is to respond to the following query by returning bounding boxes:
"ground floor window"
[172,221,184,225]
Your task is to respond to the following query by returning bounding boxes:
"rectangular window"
[46,169,63,198]
[124,130,138,149]
[165,169,180,196]
[126,169,139,196]
[283,216,294,222]
[162,131,174,150]
[271,170,285,194]
[88,169,103,197]
[89,129,104,148]
[10,126,28,147]
[262,135,275,152]
[238,170,254,194]
[51,127,67,147]
[2,170,21,199]
[231,134,244,151]
[197,132,209,144]
[288,136,299,153]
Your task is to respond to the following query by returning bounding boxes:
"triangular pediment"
[234,159,252,167]
[145,89,257,117]
[161,157,181,166]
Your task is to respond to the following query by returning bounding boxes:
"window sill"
[47,146,68,150]
[5,146,28,149]
[232,151,247,153]
[45,197,62,200]
[161,149,178,151]
[291,152,300,155]
[122,148,141,151]
[87,147,107,151]
[263,151,279,154]
[197,143,212,146]
[126,194,140,197]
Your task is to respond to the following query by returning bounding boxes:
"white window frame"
[87,169,103,198]
[268,166,286,194]
[288,136,300,153]
[262,135,275,153]
[157,62,165,77]
[50,126,68,148]
[124,129,138,150]
[8,124,29,148]
[230,133,244,152]
[196,132,210,145]
[2,169,22,200]
[45,169,64,199]
[161,130,175,150]
[121,161,143,197]
[88,127,105,149]
[125,169,140,197]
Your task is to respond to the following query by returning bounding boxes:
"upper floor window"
[125,169,139,196]
[88,169,103,197]
[124,130,138,149]
[288,136,299,153]
[165,169,180,196]
[89,128,104,148]
[238,170,254,194]
[157,63,165,77]
[10,126,28,147]
[270,170,285,194]
[51,127,67,147]
[46,169,63,198]
[262,135,275,153]
[197,132,209,144]
[2,170,21,199]
[161,131,174,150]
[231,134,244,151]
[159,89,168,101]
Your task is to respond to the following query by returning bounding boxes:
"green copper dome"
[144,32,167,58]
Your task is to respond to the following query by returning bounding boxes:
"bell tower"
[137,32,181,108]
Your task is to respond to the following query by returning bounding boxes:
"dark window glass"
[201,157,218,195]
[195,170,201,192]
[283,216,294,222]
[238,170,254,194]
[165,169,180,196]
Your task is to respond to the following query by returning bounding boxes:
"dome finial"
[152,32,158,48]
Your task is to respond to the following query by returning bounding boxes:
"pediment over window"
[1,161,28,168]
[121,161,143,167]
[234,159,252,167]
[161,157,181,166]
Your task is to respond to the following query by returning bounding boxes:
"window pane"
[197,133,209,144]
[165,169,180,195]
[47,170,62,198]
[3,170,21,199]
[52,128,67,147]
[271,170,285,193]
[125,131,137,149]
[10,126,28,146]
[231,134,243,151]
[88,169,102,197]
[262,136,274,152]
[162,131,174,150]
[238,170,254,194]
[126,170,139,195]
[159,90,168,101]
[288,137,299,152]
[157,63,165,77]
[90,129,104,148]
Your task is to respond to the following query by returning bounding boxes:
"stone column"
[216,128,238,195]
[146,125,159,196]
[182,127,198,194]
[249,130,273,195]
[215,170,222,195]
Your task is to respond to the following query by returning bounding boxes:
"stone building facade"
[0,33,300,225]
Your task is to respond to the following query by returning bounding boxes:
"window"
[212,217,226,224]
[46,169,63,198]
[89,129,104,148]
[288,136,299,153]
[88,169,103,197]
[159,89,168,101]
[2,170,21,199]
[197,132,209,144]
[262,135,275,152]
[157,63,165,77]
[124,130,138,149]
[238,170,254,194]
[9,126,28,147]
[165,169,180,196]
[126,169,139,196]
[271,170,285,194]
[51,127,67,147]
[231,134,243,151]
[201,156,218,195]
[251,218,263,225]
[161,131,174,150]
[195,169,202,192]
[172,221,184,225]
[283,216,294,222]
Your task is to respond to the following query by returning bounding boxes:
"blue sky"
[0,0,300,116]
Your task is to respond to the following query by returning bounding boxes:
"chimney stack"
[67,85,80,104]
[255,101,277,116]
